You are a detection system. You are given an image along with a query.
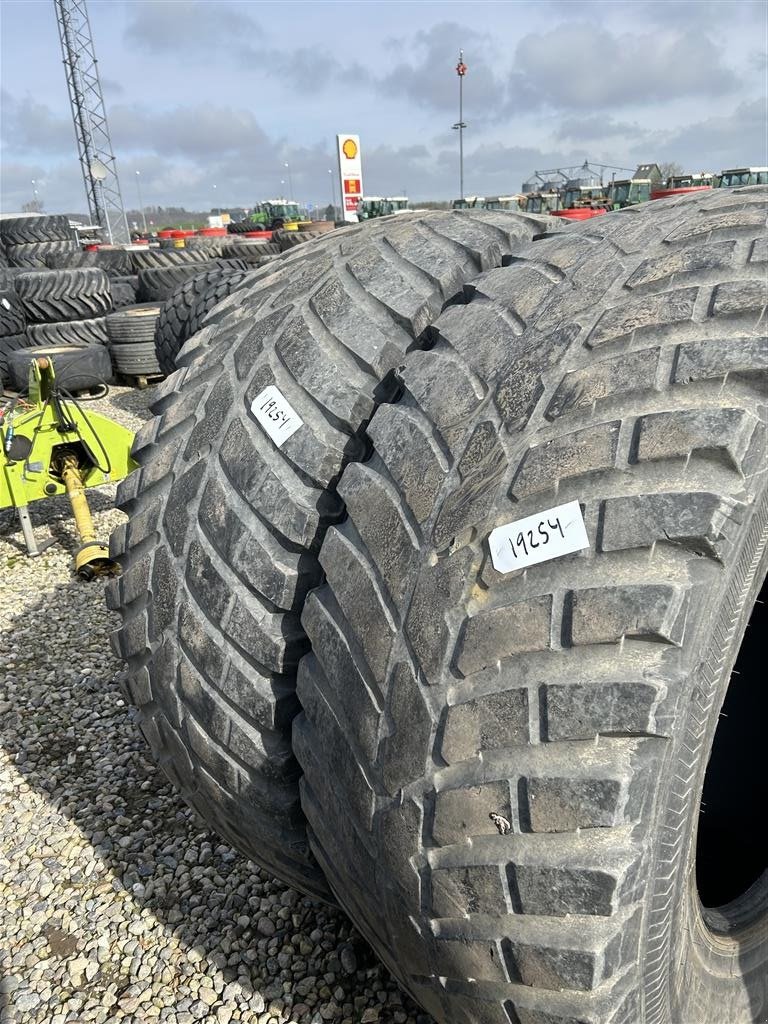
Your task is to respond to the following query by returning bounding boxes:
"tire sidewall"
[644,493,768,1024]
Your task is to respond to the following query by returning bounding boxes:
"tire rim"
[696,571,767,934]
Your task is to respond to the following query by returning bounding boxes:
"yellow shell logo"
[342,138,358,159]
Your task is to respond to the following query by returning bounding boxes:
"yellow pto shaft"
[60,453,118,579]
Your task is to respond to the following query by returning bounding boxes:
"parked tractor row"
[453,163,768,220]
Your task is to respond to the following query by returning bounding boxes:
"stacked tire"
[0,279,28,387]
[46,247,134,278]
[108,191,768,1024]
[129,246,242,301]
[5,267,114,393]
[106,304,163,379]
[220,239,280,263]
[0,214,78,269]
[15,267,111,345]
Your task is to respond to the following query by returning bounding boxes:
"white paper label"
[489,500,589,573]
[0,298,10,310]
[251,385,303,447]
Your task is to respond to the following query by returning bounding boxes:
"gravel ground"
[0,384,427,1024]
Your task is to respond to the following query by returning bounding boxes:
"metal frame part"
[1,357,136,575]
[54,0,130,244]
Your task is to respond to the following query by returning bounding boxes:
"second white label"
[251,384,303,448]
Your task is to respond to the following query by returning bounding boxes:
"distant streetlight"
[212,183,218,212]
[284,161,294,199]
[327,168,335,217]
[135,170,148,233]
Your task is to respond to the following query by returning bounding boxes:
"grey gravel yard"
[0,385,426,1024]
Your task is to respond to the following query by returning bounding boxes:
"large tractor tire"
[0,214,76,246]
[27,317,108,346]
[137,258,246,302]
[130,247,213,272]
[15,267,112,323]
[4,240,79,269]
[221,240,276,263]
[46,248,134,278]
[106,210,557,899]
[154,265,254,376]
[294,188,768,1022]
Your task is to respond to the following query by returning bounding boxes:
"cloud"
[123,0,260,58]
[542,0,763,27]
[0,159,85,216]
[100,77,124,96]
[556,115,648,143]
[109,103,270,160]
[641,97,768,169]
[0,90,72,155]
[511,24,740,109]
[377,23,505,114]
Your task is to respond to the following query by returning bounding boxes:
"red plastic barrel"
[651,186,713,200]
[157,230,174,239]
[550,208,607,220]
[198,227,227,236]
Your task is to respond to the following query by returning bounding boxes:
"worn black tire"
[105,210,557,899]
[5,240,79,269]
[111,276,139,308]
[27,317,109,346]
[227,220,264,234]
[0,334,32,387]
[130,248,213,272]
[274,230,306,252]
[8,343,112,393]
[0,289,26,337]
[45,248,134,277]
[109,341,162,377]
[137,258,246,302]
[183,236,226,255]
[0,214,75,246]
[154,265,254,376]
[106,304,161,345]
[221,240,272,263]
[15,268,112,323]
[295,188,768,1024]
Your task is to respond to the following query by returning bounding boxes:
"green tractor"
[359,196,410,219]
[247,200,306,231]
[717,166,768,187]
[523,190,560,214]
[606,163,662,208]
[485,195,525,211]
[451,196,486,209]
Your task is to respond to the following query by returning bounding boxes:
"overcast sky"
[1,0,766,215]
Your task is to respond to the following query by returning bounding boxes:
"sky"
[1,0,767,216]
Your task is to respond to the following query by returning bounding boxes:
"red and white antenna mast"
[452,50,468,201]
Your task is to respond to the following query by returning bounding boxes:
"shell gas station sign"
[336,134,363,222]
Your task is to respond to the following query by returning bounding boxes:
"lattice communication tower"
[54,0,130,243]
